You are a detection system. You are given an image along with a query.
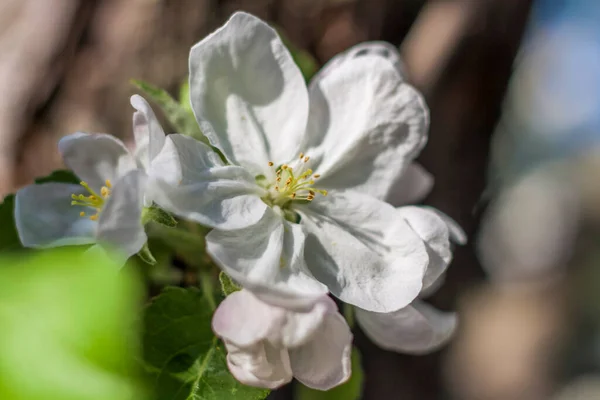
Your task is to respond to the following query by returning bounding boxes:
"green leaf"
[179,81,193,113]
[143,287,269,400]
[143,205,178,227]
[146,223,209,269]
[296,347,364,400]
[218,272,241,296]
[0,248,146,400]
[131,79,207,143]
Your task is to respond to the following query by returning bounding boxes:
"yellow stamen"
[303,156,310,163]
[299,152,304,159]
[79,211,85,217]
[105,179,112,188]
[313,174,320,179]
[268,161,274,167]
[89,215,98,221]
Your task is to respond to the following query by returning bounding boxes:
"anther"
[303,156,310,163]
[268,161,274,167]
[89,215,98,221]
[105,179,112,188]
[313,174,320,179]
[299,152,304,159]
[291,192,297,199]
[309,190,315,196]
[79,211,86,217]
[307,195,315,201]
[282,165,288,170]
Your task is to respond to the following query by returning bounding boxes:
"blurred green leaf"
[131,79,207,143]
[276,28,319,82]
[219,272,241,296]
[146,223,208,269]
[143,287,269,400]
[179,81,193,113]
[296,347,364,400]
[0,248,146,400]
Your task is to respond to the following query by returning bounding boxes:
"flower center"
[70,180,112,221]
[259,152,327,213]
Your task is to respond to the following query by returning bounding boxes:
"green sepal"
[219,272,241,296]
[137,242,157,265]
[142,205,177,227]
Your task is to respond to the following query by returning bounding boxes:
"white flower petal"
[386,163,434,206]
[212,290,285,348]
[96,170,147,258]
[397,206,453,292]
[289,311,353,391]
[130,95,166,170]
[149,134,268,230]
[281,296,337,348]
[206,209,328,310]
[58,132,137,192]
[15,183,96,248]
[356,300,457,354]
[302,54,429,201]
[189,12,309,175]
[225,341,293,390]
[312,41,406,86]
[298,191,429,313]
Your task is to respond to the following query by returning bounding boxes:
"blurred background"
[3,0,600,399]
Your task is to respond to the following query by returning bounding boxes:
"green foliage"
[219,272,241,296]
[296,347,364,400]
[0,248,146,400]
[142,287,269,400]
[131,79,207,143]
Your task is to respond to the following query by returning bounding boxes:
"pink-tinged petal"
[225,341,293,389]
[289,311,353,390]
[212,290,285,348]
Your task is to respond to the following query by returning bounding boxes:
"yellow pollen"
[299,152,304,159]
[268,161,274,167]
[71,180,113,221]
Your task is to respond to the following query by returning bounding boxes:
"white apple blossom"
[356,206,466,354]
[15,95,166,260]
[151,12,441,313]
[212,289,352,390]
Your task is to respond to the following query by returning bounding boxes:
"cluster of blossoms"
[14,13,464,390]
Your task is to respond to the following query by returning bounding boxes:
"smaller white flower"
[15,95,166,260]
[212,289,352,390]
[355,206,466,354]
